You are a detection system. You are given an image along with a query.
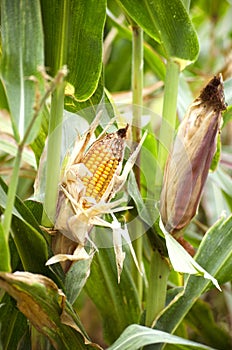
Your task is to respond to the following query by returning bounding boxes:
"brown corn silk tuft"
[160,74,226,234]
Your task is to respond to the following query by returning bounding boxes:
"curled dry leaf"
[0,271,103,349]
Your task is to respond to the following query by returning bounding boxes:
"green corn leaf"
[0,271,102,350]
[117,0,199,66]
[0,79,9,110]
[107,324,216,350]
[154,215,232,339]
[0,293,28,350]
[209,165,232,198]
[64,70,113,123]
[0,138,37,169]
[0,178,61,283]
[1,0,45,144]
[65,257,93,305]
[85,231,141,344]
[41,0,106,101]
[67,0,106,101]
[106,10,166,81]
[30,105,49,167]
[185,299,232,349]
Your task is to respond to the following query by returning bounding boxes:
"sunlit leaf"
[224,78,232,105]
[209,165,232,197]
[0,138,36,169]
[108,324,216,350]
[117,0,199,65]
[154,215,232,336]
[159,218,221,290]
[41,0,106,101]
[1,0,44,143]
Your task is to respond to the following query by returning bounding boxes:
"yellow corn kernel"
[81,125,128,206]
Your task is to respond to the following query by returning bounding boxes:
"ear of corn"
[160,74,226,234]
[80,125,128,206]
[49,118,147,276]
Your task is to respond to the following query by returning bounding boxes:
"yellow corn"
[81,125,128,206]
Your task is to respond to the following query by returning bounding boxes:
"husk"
[160,74,226,233]
[47,113,147,281]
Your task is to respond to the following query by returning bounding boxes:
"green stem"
[145,250,170,326]
[145,60,179,328]
[0,67,67,271]
[2,147,22,238]
[131,25,143,301]
[155,60,180,195]
[42,82,65,227]
[0,222,11,271]
[42,1,69,226]
[132,25,143,141]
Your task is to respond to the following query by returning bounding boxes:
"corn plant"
[0,1,232,350]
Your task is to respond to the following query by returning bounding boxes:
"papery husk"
[160,74,226,234]
[48,112,147,279]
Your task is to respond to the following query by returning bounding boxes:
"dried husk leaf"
[160,74,226,233]
[49,112,147,280]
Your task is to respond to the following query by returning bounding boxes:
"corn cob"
[81,125,128,206]
[160,74,226,234]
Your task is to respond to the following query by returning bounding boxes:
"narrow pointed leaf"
[107,324,216,350]
[1,0,44,143]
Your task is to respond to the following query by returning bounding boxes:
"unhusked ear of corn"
[80,125,128,206]
[160,74,226,234]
